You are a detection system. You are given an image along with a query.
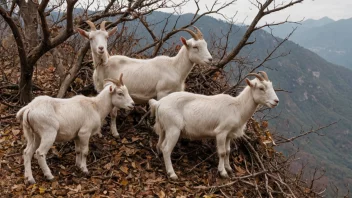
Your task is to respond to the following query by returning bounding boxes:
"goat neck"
[92,50,109,67]
[233,86,258,124]
[172,46,194,82]
[93,87,113,118]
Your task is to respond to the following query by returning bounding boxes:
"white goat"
[77,21,213,138]
[16,75,134,184]
[149,71,279,180]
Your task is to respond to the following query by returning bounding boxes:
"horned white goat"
[77,21,213,138]
[149,71,279,180]
[16,75,134,184]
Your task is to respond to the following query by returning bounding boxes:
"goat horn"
[179,28,198,40]
[86,20,96,30]
[104,78,121,87]
[100,21,107,31]
[258,71,269,81]
[192,26,203,40]
[246,73,264,81]
[119,73,124,86]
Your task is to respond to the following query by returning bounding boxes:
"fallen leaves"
[120,179,129,186]
[11,129,20,136]
[39,186,46,194]
[104,162,113,170]
[157,190,166,198]
[234,165,246,176]
[0,99,304,198]
[11,184,25,191]
[145,177,164,184]
[120,165,129,174]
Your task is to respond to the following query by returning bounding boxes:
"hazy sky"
[162,0,352,25]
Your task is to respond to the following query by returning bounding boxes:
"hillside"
[266,17,352,70]
[1,10,351,196]
[132,11,352,194]
[1,11,317,197]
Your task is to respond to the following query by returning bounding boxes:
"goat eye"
[259,88,265,91]
[193,46,198,50]
[118,93,124,96]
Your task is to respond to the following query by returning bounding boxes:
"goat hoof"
[26,177,36,185]
[45,175,54,181]
[169,174,178,180]
[81,168,90,175]
[112,133,120,139]
[225,168,233,175]
[220,172,229,179]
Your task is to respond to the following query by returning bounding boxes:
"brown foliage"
[0,64,323,197]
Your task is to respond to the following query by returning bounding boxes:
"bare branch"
[277,121,338,144]
[264,0,304,15]
[0,4,27,74]
[57,41,90,98]
[38,0,50,45]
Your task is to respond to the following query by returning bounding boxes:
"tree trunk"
[17,0,39,103]
[19,62,34,103]
[19,0,39,48]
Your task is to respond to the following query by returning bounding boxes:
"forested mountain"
[265,17,352,70]
[131,11,352,193]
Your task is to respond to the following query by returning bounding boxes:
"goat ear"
[76,28,89,39]
[109,85,115,93]
[108,27,118,36]
[245,78,254,88]
[180,37,188,47]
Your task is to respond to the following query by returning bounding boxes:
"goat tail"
[17,107,33,141]
[148,99,163,136]
[16,106,27,123]
[148,99,165,153]
[153,111,165,150]
[148,99,159,118]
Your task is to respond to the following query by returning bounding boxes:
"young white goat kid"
[149,71,279,180]
[16,75,134,184]
[77,21,213,138]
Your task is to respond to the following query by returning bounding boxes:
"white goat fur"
[77,22,212,138]
[16,79,134,184]
[149,73,279,179]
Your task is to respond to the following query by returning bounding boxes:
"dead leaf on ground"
[234,164,246,176]
[120,165,129,174]
[12,129,20,136]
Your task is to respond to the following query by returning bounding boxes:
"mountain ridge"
[265,17,352,70]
